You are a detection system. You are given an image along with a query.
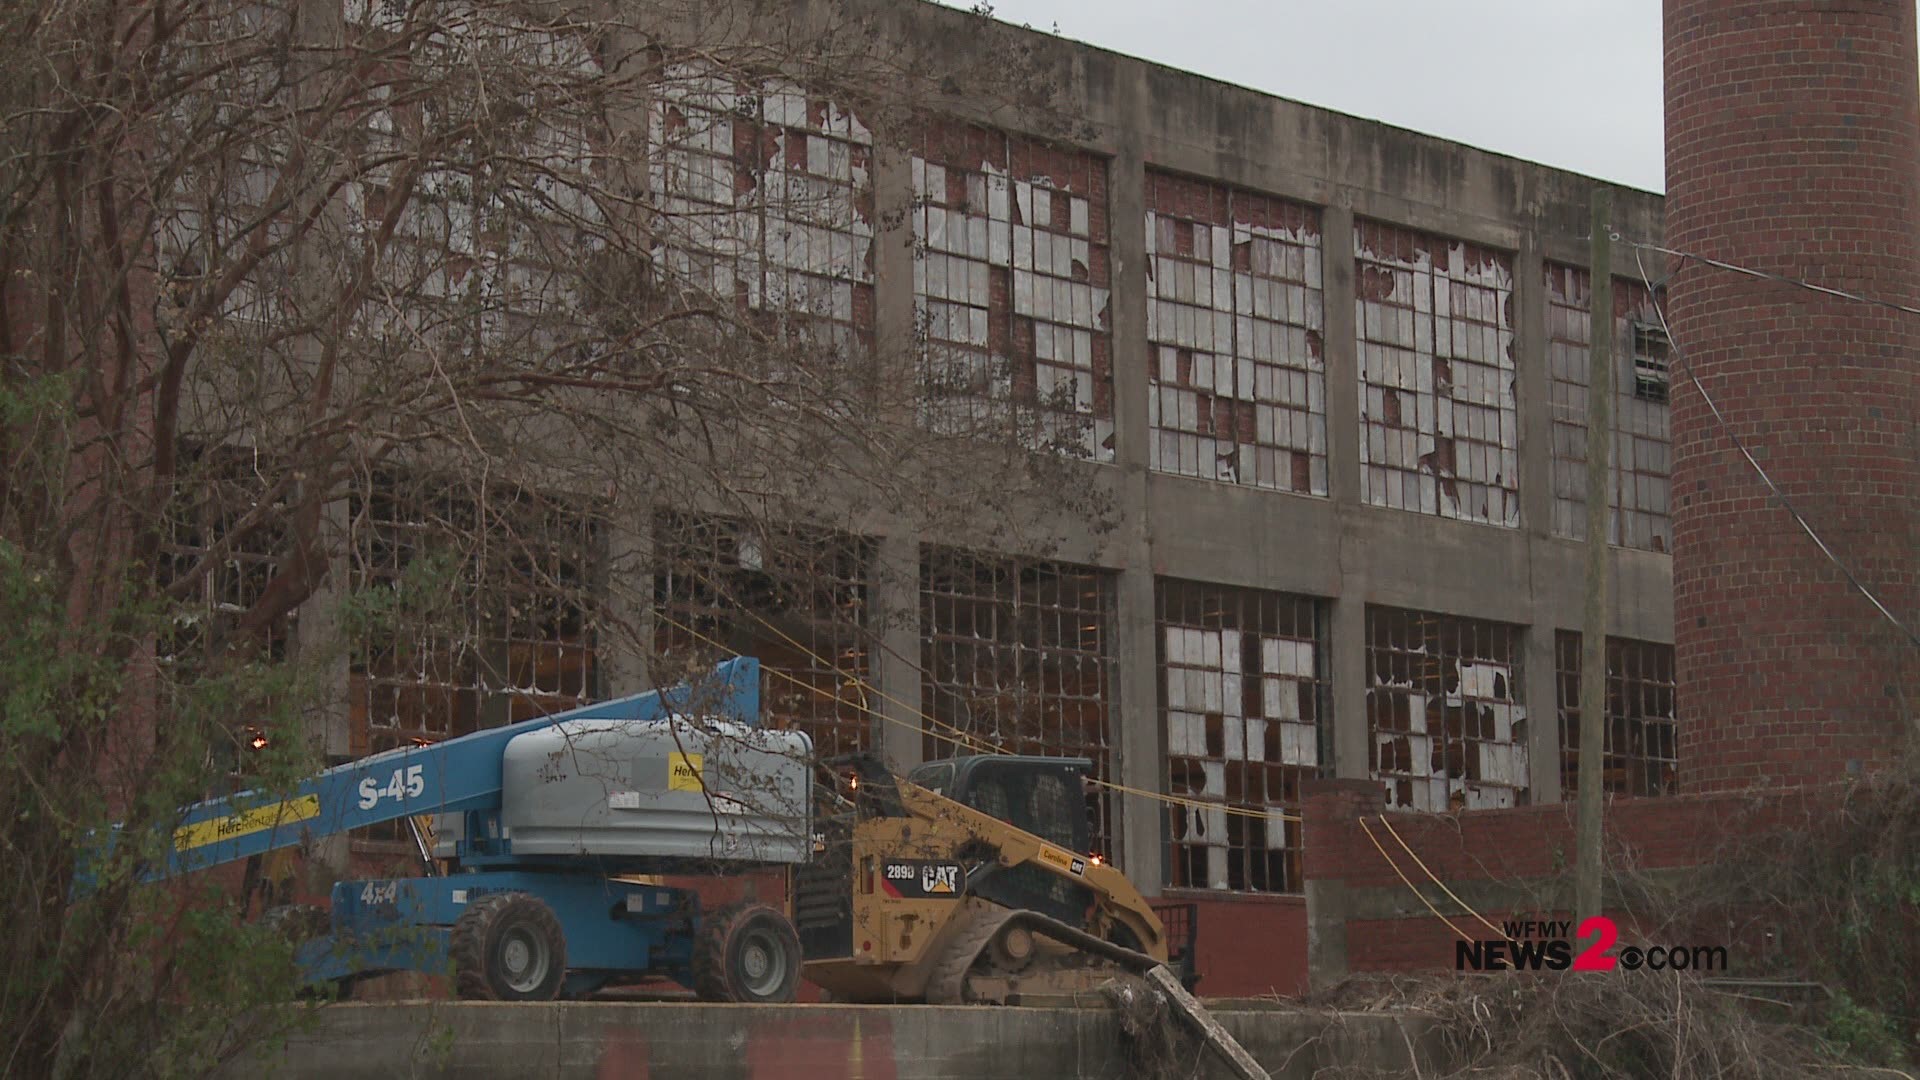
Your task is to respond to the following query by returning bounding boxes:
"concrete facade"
[678,2,1670,989]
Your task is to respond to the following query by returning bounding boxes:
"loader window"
[909,762,954,797]
[946,758,1096,926]
[959,764,1084,854]
[1026,774,1075,851]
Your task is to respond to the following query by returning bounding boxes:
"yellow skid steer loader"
[796,754,1198,1004]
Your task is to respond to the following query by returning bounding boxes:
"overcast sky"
[936,0,1667,193]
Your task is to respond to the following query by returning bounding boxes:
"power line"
[1630,246,1920,648]
[653,601,1305,826]
[1357,817,1473,945]
[1375,813,1508,941]
[1615,233,1920,320]
[680,568,1309,822]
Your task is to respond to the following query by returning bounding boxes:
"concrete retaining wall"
[235,1001,1442,1079]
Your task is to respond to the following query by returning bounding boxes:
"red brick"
[1665,0,1920,792]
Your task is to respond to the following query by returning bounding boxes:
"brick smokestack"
[1664,0,1920,791]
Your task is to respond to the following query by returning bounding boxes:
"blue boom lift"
[152,658,814,1002]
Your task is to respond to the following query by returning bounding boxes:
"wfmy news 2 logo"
[1456,916,1729,973]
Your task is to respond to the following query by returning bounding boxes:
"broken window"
[1632,324,1671,403]
[912,125,1114,460]
[1157,580,1325,894]
[159,448,296,674]
[343,17,608,353]
[158,448,298,788]
[1366,607,1528,811]
[1144,172,1327,494]
[652,513,874,758]
[1544,266,1672,552]
[649,66,875,355]
[1556,632,1677,797]
[349,474,597,759]
[920,549,1117,858]
[348,473,598,847]
[1354,223,1518,526]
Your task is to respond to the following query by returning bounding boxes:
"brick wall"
[1301,778,1829,978]
[1169,893,1310,997]
[1664,0,1920,791]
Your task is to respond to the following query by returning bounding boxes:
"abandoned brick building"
[202,0,1916,998]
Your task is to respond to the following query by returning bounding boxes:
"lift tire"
[692,904,802,1004]
[450,892,567,1001]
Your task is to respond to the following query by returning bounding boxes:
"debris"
[1144,966,1272,1080]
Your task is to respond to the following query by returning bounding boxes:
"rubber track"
[449,891,565,1001]
[924,908,1019,1004]
[924,907,1162,1004]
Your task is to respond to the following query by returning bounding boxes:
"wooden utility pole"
[1575,189,1613,925]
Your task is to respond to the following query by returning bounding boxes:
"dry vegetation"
[1229,759,1920,1080]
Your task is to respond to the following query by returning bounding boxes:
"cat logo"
[921,863,959,894]
[879,860,964,899]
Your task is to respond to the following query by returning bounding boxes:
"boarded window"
[1157,580,1325,894]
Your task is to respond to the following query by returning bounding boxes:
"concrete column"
[869,137,916,390]
[872,533,924,771]
[1520,227,1551,553]
[1319,205,1370,781]
[1512,233,1562,803]
[1104,90,1162,889]
[1523,625,1561,803]
[599,503,653,698]
[862,125,926,773]
[290,495,353,880]
[295,496,355,763]
[1113,568,1162,888]
[1320,205,1361,507]
[1514,233,1551,545]
[1328,597,1370,780]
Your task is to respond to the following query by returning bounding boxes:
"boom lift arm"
[158,658,760,879]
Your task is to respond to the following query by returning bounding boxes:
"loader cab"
[906,755,1098,928]
[907,755,1095,859]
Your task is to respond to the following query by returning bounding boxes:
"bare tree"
[0,0,1105,1071]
